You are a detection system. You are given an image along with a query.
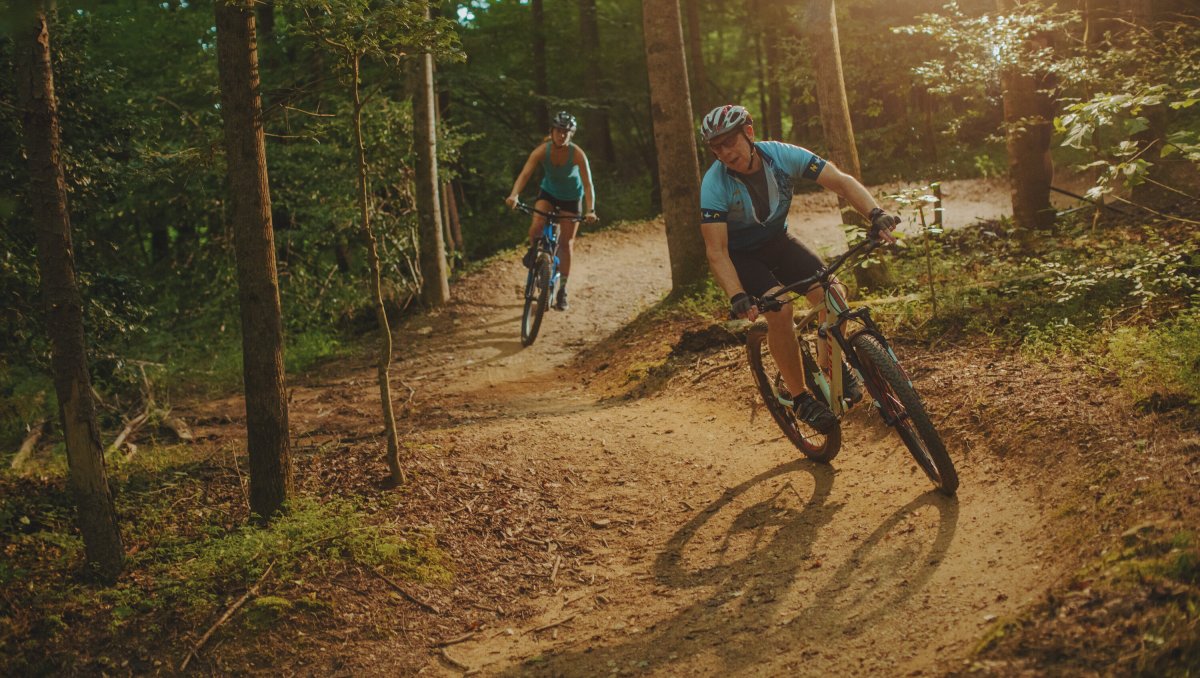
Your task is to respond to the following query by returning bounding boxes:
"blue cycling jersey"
[700,141,827,251]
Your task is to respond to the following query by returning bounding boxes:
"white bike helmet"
[701,104,753,142]
[552,111,578,132]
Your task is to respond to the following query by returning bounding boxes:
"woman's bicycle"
[745,233,959,495]
[513,202,583,346]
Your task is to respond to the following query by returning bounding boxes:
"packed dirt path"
[376,181,1070,676]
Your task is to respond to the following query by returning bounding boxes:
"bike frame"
[760,236,910,420]
[516,201,577,299]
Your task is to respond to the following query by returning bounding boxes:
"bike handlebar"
[755,234,886,313]
[512,200,591,223]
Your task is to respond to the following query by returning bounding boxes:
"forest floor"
[19,178,1195,676]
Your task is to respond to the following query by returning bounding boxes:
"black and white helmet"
[701,104,752,142]
[552,111,578,132]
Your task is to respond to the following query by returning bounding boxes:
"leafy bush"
[1020,318,1096,362]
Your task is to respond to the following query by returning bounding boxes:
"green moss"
[243,596,294,630]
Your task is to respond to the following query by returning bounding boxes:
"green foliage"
[972,153,1003,179]
[902,2,1200,200]
[874,213,1198,358]
[1020,318,1095,362]
[0,471,448,672]
[0,362,55,452]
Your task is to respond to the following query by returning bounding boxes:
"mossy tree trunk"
[18,2,125,581]
[214,0,294,520]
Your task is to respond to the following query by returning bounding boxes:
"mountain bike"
[513,202,583,347]
[745,234,959,495]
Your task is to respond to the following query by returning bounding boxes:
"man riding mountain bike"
[698,104,900,434]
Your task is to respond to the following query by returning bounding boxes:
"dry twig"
[439,647,472,672]
[10,419,48,471]
[180,561,276,672]
[370,566,440,614]
[527,613,577,635]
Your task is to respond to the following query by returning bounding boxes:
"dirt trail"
[376,181,1068,676]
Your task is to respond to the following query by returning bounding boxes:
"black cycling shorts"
[729,230,825,298]
[536,189,583,215]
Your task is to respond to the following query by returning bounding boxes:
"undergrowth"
[869,214,1200,413]
[0,469,447,675]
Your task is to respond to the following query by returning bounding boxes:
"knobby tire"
[849,333,958,495]
[521,255,552,346]
[746,323,841,463]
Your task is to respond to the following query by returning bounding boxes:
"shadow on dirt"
[504,459,959,676]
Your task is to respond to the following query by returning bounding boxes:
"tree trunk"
[683,0,709,116]
[414,50,450,307]
[349,53,404,487]
[761,1,785,142]
[643,0,706,295]
[531,0,549,132]
[18,4,124,582]
[579,0,616,166]
[214,0,293,521]
[753,34,771,139]
[804,0,893,291]
[256,0,275,39]
[919,88,938,164]
[996,0,1055,244]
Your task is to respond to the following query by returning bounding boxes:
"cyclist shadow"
[500,461,959,676]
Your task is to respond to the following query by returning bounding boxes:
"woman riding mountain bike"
[506,111,598,311]
[697,104,902,433]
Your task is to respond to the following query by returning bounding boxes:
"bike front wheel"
[746,324,841,463]
[521,255,552,346]
[849,333,958,495]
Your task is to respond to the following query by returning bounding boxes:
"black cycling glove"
[868,207,900,239]
[730,292,755,318]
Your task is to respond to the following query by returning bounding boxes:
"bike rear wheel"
[849,333,958,495]
[746,323,841,462]
[521,255,552,346]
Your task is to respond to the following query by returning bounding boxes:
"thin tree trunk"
[214,0,293,520]
[18,3,124,581]
[440,183,456,262]
[452,180,466,252]
[257,0,275,39]
[579,0,616,166]
[683,0,709,116]
[414,49,450,307]
[920,88,938,164]
[643,0,706,294]
[531,0,549,132]
[753,33,771,139]
[805,0,893,290]
[349,52,403,486]
[761,2,785,142]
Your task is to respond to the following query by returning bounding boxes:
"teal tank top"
[538,142,584,201]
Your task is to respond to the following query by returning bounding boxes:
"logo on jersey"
[701,209,726,221]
